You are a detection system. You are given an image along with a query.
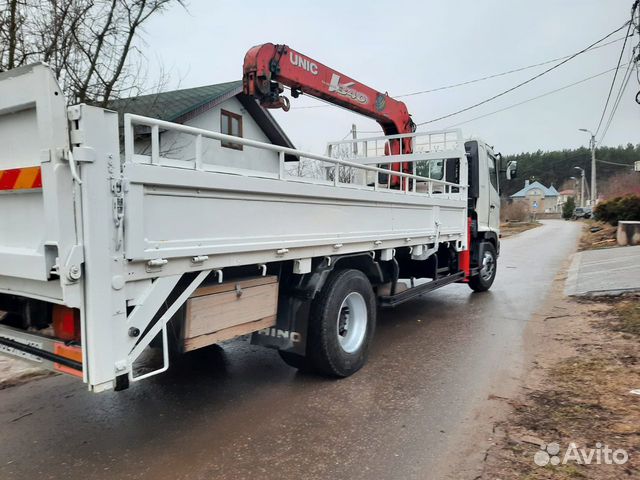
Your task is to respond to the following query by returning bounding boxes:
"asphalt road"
[0,220,581,480]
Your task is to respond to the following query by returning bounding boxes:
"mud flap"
[471,241,488,275]
[250,254,378,356]
[250,294,311,356]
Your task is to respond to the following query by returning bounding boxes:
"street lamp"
[574,166,585,208]
[569,176,578,191]
[578,128,596,205]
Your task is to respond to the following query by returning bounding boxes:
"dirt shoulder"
[578,219,618,251]
[476,285,640,478]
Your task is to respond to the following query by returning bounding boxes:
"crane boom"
[242,43,416,163]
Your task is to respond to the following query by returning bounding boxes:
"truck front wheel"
[306,269,376,377]
[469,242,497,292]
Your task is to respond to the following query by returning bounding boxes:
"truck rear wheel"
[469,242,497,292]
[306,269,376,377]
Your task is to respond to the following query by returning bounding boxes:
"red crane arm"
[242,43,415,152]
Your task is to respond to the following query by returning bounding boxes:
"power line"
[340,129,352,140]
[594,20,635,136]
[597,59,635,144]
[289,36,627,111]
[395,37,626,98]
[597,35,638,145]
[415,21,631,127]
[597,158,635,167]
[443,65,624,129]
[358,66,622,135]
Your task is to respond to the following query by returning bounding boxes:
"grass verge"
[481,295,640,479]
[501,221,542,238]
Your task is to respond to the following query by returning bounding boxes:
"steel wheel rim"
[480,251,495,281]
[336,292,367,353]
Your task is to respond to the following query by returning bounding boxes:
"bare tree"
[325,142,356,183]
[0,0,184,104]
[285,158,324,179]
[325,163,356,183]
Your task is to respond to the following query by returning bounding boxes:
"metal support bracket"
[111,178,125,251]
[412,224,441,261]
[128,270,211,382]
[62,244,85,283]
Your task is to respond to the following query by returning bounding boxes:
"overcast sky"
[142,0,639,155]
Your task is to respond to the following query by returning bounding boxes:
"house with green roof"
[108,81,296,174]
[510,180,560,213]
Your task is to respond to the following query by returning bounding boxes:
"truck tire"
[306,269,376,377]
[469,242,497,292]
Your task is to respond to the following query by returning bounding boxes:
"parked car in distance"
[573,207,592,220]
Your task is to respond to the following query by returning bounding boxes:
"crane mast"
[242,43,416,180]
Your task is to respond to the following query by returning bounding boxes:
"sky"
[140,0,639,155]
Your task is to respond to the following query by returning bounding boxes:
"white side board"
[121,114,469,281]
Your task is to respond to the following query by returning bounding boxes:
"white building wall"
[134,97,279,174]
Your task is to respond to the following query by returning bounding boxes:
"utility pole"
[579,128,596,206]
[574,166,586,208]
[589,134,596,205]
[351,124,358,156]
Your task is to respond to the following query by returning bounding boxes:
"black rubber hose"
[0,336,82,371]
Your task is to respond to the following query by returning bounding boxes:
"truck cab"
[465,138,517,252]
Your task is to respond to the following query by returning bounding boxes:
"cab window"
[487,154,498,190]
[415,159,444,180]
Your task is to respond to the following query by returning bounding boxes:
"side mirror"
[506,160,518,180]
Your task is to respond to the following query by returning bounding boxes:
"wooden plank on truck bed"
[190,276,277,297]
[183,315,276,352]
[183,276,278,351]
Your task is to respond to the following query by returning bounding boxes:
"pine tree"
[562,196,576,220]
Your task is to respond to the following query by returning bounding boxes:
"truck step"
[378,271,465,308]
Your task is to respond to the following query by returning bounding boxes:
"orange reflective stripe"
[0,167,42,190]
[14,167,40,189]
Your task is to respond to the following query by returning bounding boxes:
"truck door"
[486,149,500,232]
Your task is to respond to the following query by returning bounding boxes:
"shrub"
[501,200,528,222]
[562,196,576,220]
[600,171,640,199]
[594,194,640,225]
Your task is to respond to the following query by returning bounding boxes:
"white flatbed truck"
[0,63,516,392]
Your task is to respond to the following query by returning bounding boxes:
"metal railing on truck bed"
[326,129,465,162]
[124,114,467,198]
[326,129,467,193]
[120,113,470,272]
